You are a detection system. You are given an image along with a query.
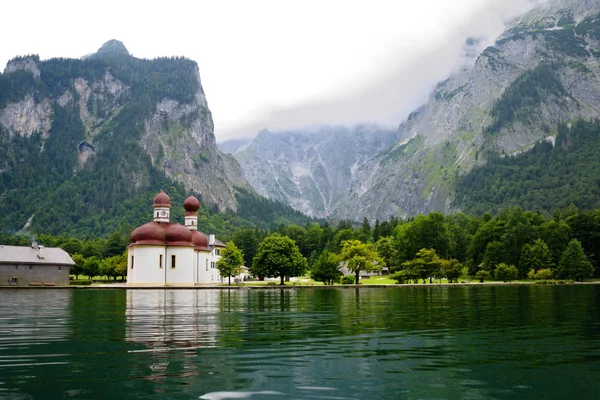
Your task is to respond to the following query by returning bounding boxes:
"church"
[127,191,225,286]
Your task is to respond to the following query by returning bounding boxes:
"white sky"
[0,0,541,141]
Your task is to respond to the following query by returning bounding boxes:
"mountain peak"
[92,39,130,58]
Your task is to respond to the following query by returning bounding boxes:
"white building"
[127,191,225,286]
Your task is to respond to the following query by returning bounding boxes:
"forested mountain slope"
[455,119,600,214]
[0,40,312,237]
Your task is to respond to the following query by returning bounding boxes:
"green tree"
[483,241,507,272]
[556,239,594,281]
[232,229,259,269]
[310,251,342,285]
[441,259,463,283]
[376,236,399,272]
[494,263,518,282]
[357,217,372,243]
[71,253,85,280]
[99,255,121,280]
[339,240,384,284]
[520,238,554,277]
[218,241,245,285]
[475,270,491,282]
[251,234,307,285]
[104,232,126,258]
[83,256,100,280]
[540,220,572,265]
[402,248,442,284]
[115,253,128,280]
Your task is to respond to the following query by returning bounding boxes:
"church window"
[171,255,176,269]
[159,254,163,268]
[131,256,134,269]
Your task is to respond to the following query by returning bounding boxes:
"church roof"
[0,245,75,265]
[153,190,171,208]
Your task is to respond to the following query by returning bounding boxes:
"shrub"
[475,270,491,282]
[528,268,554,280]
[70,280,92,286]
[341,275,356,285]
[494,263,518,282]
[535,268,554,280]
[390,270,408,284]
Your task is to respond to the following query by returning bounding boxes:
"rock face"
[228,0,600,221]
[340,0,600,221]
[0,40,248,226]
[220,125,400,218]
[0,95,52,138]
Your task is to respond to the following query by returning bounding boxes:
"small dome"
[192,231,209,251]
[184,195,200,213]
[153,190,171,208]
[130,222,166,245]
[165,223,193,246]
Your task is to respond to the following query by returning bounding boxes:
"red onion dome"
[130,222,167,245]
[192,230,209,251]
[184,195,200,213]
[165,223,193,246]
[153,190,171,208]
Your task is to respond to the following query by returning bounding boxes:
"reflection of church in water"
[125,290,246,384]
[127,191,225,285]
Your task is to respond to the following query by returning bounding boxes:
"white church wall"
[165,247,195,286]
[127,246,166,285]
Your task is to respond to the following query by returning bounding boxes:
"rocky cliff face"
[229,0,600,221]
[337,0,600,221]
[0,40,249,233]
[220,125,399,218]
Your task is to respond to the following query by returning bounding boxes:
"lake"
[0,285,598,399]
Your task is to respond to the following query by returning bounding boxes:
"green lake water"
[0,285,599,399]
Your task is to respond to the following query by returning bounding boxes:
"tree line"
[2,204,598,284]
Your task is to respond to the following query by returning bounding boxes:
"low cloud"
[216,0,543,141]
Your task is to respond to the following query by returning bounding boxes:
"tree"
[232,229,259,269]
[376,236,399,272]
[520,238,553,278]
[402,248,442,284]
[556,239,594,281]
[115,254,127,280]
[475,270,491,282]
[339,240,384,284]
[218,241,245,285]
[441,259,463,283]
[83,256,100,280]
[540,220,572,265]
[251,234,307,285]
[71,253,85,280]
[104,232,126,258]
[310,251,342,285]
[494,263,518,282]
[99,255,121,280]
[483,241,507,272]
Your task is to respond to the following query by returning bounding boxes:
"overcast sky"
[1,0,542,141]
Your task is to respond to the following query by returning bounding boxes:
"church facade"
[127,191,225,286]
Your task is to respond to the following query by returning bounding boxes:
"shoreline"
[1,281,599,290]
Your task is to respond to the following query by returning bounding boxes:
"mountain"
[219,125,400,218]
[0,40,312,237]
[227,0,600,221]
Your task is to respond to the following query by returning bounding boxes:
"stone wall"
[0,264,70,286]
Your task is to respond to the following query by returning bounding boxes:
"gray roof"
[214,239,226,247]
[0,245,75,266]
